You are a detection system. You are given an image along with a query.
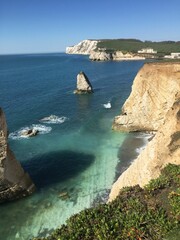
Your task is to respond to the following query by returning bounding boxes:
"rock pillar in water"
[0,108,35,203]
[74,71,93,94]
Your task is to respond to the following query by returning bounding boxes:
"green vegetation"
[34,164,180,240]
[97,39,180,55]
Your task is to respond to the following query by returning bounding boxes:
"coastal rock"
[74,72,93,94]
[112,51,145,61]
[66,40,99,55]
[0,108,35,203]
[109,62,180,202]
[113,63,180,132]
[21,129,39,137]
[89,51,112,61]
[89,50,145,61]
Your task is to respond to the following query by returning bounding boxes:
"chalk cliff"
[113,63,180,132]
[89,51,112,61]
[66,39,145,61]
[0,108,35,203]
[109,62,180,202]
[89,50,145,61]
[66,40,99,55]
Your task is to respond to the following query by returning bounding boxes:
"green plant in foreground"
[33,164,180,240]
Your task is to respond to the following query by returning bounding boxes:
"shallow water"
[0,53,145,239]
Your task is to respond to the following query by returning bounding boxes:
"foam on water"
[9,124,52,140]
[103,101,111,109]
[39,115,68,124]
[135,133,154,154]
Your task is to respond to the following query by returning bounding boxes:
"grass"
[97,39,180,55]
[33,164,180,240]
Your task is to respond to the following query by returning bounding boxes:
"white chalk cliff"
[109,62,180,202]
[66,39,145,61]
[66,40,99,55]
[0,108,35,203]
[89,50,145,61]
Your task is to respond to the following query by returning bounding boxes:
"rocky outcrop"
[89,50,145,61]
[66,40,99,55]
[21,129,39,137]
[112,51,145,61]
[89,51,112,61]
[109,62,180,202]
[0,108,35,203]
[113,63,180,132]
[66,39,145,61]
[74,71,93,94]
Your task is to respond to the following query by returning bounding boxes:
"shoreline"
[92,132,154,206]
[114,132,154,183]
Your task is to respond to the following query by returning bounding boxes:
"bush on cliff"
[33,164,180,240]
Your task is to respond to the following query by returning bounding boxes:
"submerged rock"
[0,108,35,203]
[59,191,70,200]
[74,71,93,94]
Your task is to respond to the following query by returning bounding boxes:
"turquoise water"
[0,53,144,239]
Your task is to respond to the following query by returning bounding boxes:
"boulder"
[21,129,39,137]
[74,71,93,94]
[0,108,35,203]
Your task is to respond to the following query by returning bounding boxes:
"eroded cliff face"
[66,40,99,55]
[109,62,180,202]
[89,51,112,61]
[89,50,145,61]
[0,108,35,203]
[113,63,180,132]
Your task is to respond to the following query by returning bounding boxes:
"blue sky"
[0,0,180,54]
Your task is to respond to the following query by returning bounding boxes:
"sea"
[0,53,148,240]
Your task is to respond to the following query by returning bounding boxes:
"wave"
[9,124,52,140]
[103,102,111,109]
[39,115,68,124]
[135,133,154,154]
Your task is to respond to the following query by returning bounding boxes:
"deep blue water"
[0,53,145,239]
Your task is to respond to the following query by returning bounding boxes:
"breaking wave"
[39,115,68,124]
[103,101,111,109]
[9,124,52,140]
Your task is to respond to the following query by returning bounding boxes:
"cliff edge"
[109,62,180,201]
[0,108,35,203]
[66,40,99,55]
[113,63,180,132]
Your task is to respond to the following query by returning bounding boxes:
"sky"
[0,0,180,54]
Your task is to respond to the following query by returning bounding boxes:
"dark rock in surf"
[21,129,39,137]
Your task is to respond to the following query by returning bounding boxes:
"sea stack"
[0,108,35,203]
[74,71,93,94]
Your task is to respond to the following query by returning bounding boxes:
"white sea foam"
[39,115,68,124]
[135,145,146,154]
[9,124,52,140]
[103,102,111,109]
[135,133,154,154]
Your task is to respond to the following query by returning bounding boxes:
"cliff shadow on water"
[22,150,95,189]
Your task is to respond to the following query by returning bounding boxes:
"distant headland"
[66,39,180,61]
